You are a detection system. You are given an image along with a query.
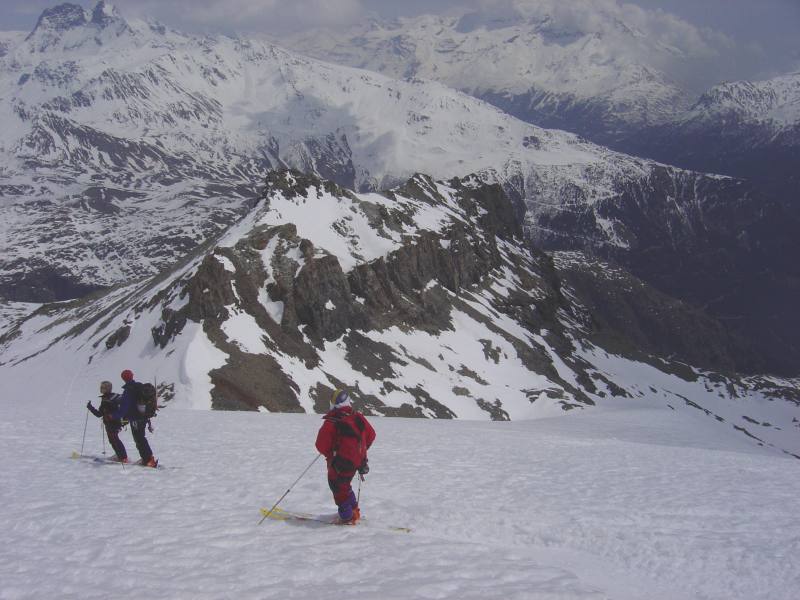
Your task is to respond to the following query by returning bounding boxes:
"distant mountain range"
[278,10,800,207]
[1,2,798,376]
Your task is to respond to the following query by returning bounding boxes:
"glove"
[358,459,369,475]
[86,401,93,410]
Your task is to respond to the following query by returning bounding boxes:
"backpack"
[135,382,158,419]
[331,412,369,473]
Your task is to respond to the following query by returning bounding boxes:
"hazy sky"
[2,0,798,86]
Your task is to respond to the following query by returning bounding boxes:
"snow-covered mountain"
[1,2,799,375]
[690,72,800,127]
[277,6,690,135]
[279,8,800,201]
[0,1,651,300]
[626,71,800,199]
[2,170,798,458]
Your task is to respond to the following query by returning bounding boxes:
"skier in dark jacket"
[87,380,128,463]
[315,388,376,524]
[113,369,157,468]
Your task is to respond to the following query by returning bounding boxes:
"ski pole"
[258,454,322,525]
[79,408,89,457]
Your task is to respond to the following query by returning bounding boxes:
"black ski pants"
[104,420,127,461]
[130,418,153,463]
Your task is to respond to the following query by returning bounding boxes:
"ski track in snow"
[1,401,798,600]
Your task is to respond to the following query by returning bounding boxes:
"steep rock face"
[150,171,559,412]
[490,75,800,223]
[144,170,595,415]
[526,164,800,375]
[293,254,363,342]
[26,4,88,40]
[553,251,747,373]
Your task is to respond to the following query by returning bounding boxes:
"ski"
[70,452,162,468]
[260,507,412,533]
[71,452,119,464]
[261,507,340,526]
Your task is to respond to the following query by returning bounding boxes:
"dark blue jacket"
[113,380,139,420]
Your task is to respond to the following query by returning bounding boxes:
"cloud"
[425,0,787,90]
[112,0,366,34]
[1,0,795,87]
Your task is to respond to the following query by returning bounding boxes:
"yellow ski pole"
[259,454,322,525]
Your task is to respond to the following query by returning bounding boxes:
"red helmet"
[121,369,134,382]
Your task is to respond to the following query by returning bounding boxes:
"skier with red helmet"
[315,388,376,524]
[113,369,158,467]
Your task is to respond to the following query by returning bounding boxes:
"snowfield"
[1,398,798,600]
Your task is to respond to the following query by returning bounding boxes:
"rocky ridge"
[1,170,798,460]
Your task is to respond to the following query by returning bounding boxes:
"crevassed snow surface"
[1,398,798,600]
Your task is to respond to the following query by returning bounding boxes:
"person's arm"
[87,402,102,418]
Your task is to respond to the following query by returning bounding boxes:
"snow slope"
[1,399,798,599]
[687,71,800,129]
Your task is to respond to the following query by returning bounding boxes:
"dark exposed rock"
[145,170,554,413]
[448,176,524,242]
[105,324,130,348]
[150,250,236,348]
[527,164,800,376]
[403,385,458,419]
[457,365,489,386]
[475,398,510,421]
[209,350,302,412]
[554,252,748,373]
[183,253,237,323]
[0,261,106,302]
[344,331,405,380]
[303,133,357,190]
[294,255,364,342]
[27,4,87,41]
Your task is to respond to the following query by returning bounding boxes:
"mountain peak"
[26,3,87,40]
[90,1,124,28]
[25,1,132,50]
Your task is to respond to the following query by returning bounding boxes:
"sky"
[1,0,798,87]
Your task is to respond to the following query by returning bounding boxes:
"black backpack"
[136,382,158,419]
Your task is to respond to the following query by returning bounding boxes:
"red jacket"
[315,406,376,471]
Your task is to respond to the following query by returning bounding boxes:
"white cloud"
[115,0,366,34]
[446,0,776,90]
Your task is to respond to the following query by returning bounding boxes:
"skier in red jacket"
[315,388,376,525]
